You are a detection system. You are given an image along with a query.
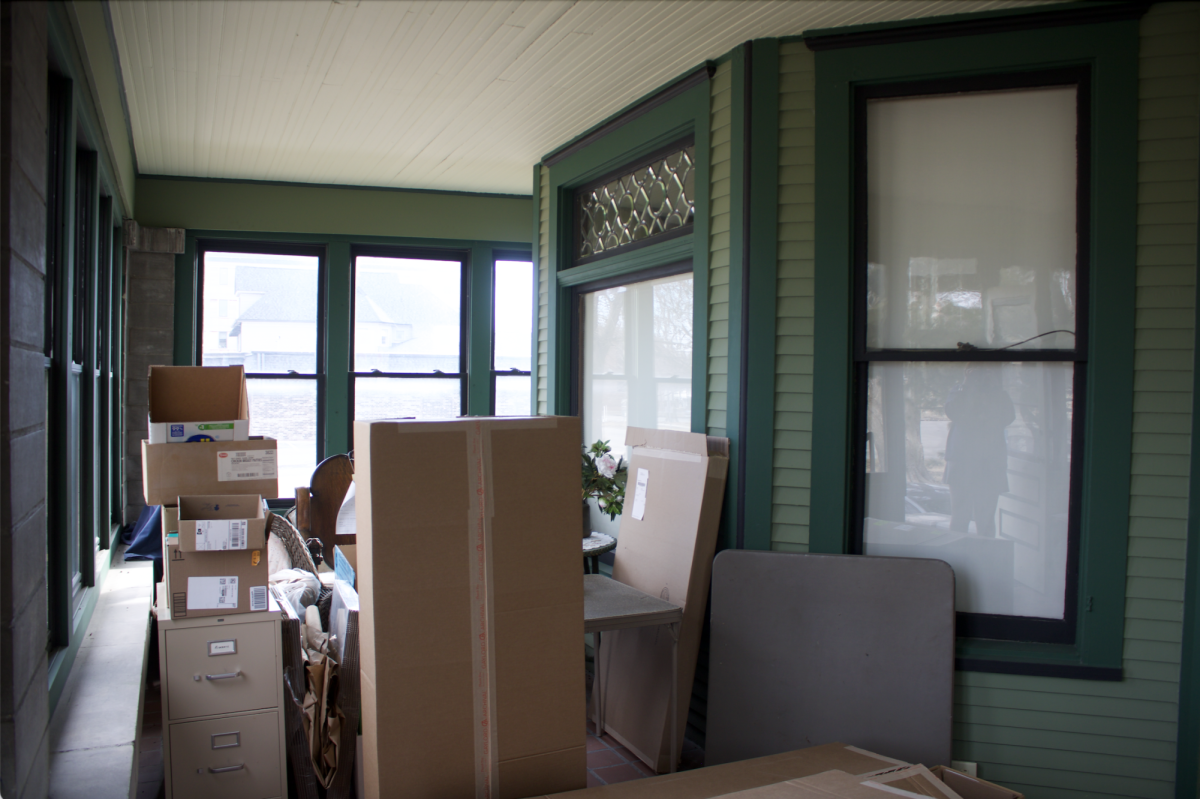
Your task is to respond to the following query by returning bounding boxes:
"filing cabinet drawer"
[166,621,278,720]
[169,711,282,799]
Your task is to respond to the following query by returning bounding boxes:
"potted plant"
[581,440,627,538]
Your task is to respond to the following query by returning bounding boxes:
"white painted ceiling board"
[109,0,1050,196]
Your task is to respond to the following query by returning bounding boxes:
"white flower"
[597,453,618,479]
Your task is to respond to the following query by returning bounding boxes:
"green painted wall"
[771,43,816,554]
[708,61,733,438]
[135,176,532,244]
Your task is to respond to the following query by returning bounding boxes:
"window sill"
[955,638,1122,681]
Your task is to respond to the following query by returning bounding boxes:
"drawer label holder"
[211,731,241,750]
[207,639,237,657]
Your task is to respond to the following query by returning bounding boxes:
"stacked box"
[142,365,279,618]
[163,495,271,619]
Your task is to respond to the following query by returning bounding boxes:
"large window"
[351,249,466,421]
[853,72,1087,643]
[45,74,125,651]
[198,244,325,495]
[493,258,534,415]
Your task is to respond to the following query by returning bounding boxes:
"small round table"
[582,532,616,574]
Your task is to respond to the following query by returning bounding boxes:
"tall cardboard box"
[147,365,251,443]
[597,428,730,773]
[355,416,585,799]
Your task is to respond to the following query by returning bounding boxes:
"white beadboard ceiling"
[109,0,1046,196]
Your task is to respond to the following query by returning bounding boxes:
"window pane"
[494,260,533,372]
[354,257,461,373]
[494,374,531,416]
[355,377,462,421]
[863,361,1072,619]
[202,251,319,373]
[582,272,693,451]
[246,378,317,498]
[866,87,1077,351]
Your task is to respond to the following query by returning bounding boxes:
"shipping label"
[187,576,238,610]
[193,519,248,550]
[631,468,649,520]
[216,449,277,482]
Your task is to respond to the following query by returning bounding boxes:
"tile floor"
[585,719,705,787]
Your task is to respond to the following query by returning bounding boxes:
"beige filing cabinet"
[156,583,287,799]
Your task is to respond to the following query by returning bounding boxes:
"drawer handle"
[208,764,245,774]
[205,670,242,681]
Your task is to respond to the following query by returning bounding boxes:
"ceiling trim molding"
[136,173,531,202]
[801,0,1150,50]
[543,63,715,168]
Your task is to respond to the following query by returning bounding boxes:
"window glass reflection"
[863,362,1072,619]
[866,87,1077,351]
[354,257,461,373]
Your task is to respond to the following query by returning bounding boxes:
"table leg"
[593,630,603,738]
[669,621,679,774]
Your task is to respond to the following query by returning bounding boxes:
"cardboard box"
[597,427,730,773]
[142,437,279,505]
[540,743,906,799]
[163,535,270,619]
[176,495,268,552]
[355,416,586,799]
[702,763,1023,799]
[147,365,251,443]
[162,505,179,538]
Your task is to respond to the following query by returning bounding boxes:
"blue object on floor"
[124,505,163,561]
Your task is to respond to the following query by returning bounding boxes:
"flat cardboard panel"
[598,428,730,773]
[705,551,955,768]
[540,744,905,799]
[929,767,1023,799]
[163,538,269,619]
[149,365,249,423]
[177,494,267,551]
[142,437,279,505]
[355,416,585,799]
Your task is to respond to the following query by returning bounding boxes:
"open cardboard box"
[142,437,279,506]
[540,746,1023,799]
[355,416,586,799]
[147,365,250,443]
[176,494,268,551]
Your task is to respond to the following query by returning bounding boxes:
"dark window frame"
[195,239,329,492]
[348,244,470,436]
[849,68,1091,644]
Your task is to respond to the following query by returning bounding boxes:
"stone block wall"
[0,2,52,797]
[123,250,174,523]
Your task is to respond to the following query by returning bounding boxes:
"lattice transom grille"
[577,145,695,261]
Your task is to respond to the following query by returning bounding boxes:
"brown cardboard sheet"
[355,416,585,799]
[142,437,279,505]
[598,427,730,773]
[928,767,1023,799]
[162,537,269,619]
[540,744,905,799]
[176,494,267,551]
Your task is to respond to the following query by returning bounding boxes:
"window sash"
[850,70,1090,644]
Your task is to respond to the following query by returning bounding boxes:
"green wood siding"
[950,7,1198,797]
[709,61,732,437]
[537,165,550,415]
[772,43,815,554]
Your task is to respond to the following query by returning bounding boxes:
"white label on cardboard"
[216,449,277,482]
[249,586,268,612]
[631,468,649,520]
[187,576,238,610]
[194,519,248,550]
